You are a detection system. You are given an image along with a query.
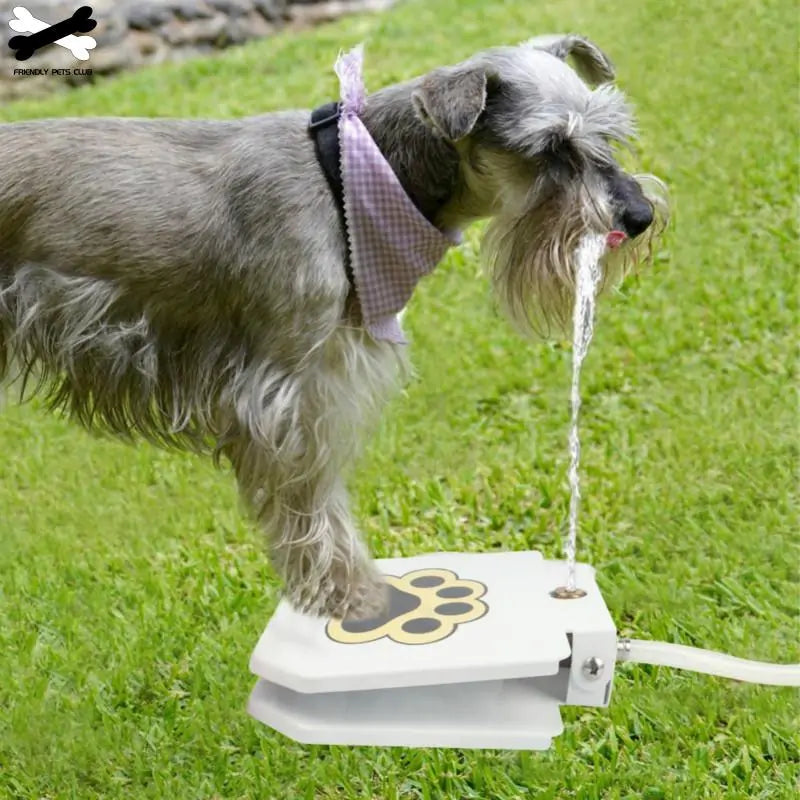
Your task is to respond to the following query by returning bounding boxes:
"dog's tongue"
[606,230,627,249]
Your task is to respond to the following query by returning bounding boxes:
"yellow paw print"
[326,568,488,645]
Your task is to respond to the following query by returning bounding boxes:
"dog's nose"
[621,199,654,239]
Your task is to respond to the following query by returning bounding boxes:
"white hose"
[617,638,800,687]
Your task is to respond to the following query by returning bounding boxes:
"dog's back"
[0,112,347,441]
[0,114,339,298]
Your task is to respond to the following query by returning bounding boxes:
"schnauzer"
[0,35,667,619]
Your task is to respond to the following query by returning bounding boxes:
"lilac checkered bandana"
[334,46,461,344]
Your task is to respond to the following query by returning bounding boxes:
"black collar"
[308,102,355,288]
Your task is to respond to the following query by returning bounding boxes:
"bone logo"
[8,5,97,61]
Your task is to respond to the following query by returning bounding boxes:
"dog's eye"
[541,135,583,176]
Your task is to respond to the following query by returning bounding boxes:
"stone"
[129,29,169,61]
[288,0,395,27]
[168,0,216,20]
[126,3,174,30]
[160,14,228,46]
[207,0,254,16]
[92,12,130,47]
[0,1,63,14]
[88,35,143,72]
[253,0,288,20]
[224,10,274,43]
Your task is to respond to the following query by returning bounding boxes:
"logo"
[8,5,96,61]
[326,568,489,646]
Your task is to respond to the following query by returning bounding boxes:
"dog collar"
[309,45,460,344]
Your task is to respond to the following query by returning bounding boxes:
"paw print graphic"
[326,568,488,645]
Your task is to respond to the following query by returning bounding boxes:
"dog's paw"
[326,568,488,645]
[337,571,391,621]
[283,556,389,621]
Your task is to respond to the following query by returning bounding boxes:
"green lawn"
[1,0,798,797]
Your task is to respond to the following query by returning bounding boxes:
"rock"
[224,10,275,43]
[129,29,170,61]
[159,14,228,46]
[88,34,143,72]
[168,0,216,20]
[92,12,129,47]
[0,1,61,13]
[253,0,288,19]
[126,3,174,30]
[0,0,118,16]
[288,0,394,27]
[85,0,120,13]
[207,0,254,16]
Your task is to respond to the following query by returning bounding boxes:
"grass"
[0,0,798,797]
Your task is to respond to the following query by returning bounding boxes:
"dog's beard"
[484,173,669,338]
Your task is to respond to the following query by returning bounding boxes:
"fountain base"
[247,550,617,749]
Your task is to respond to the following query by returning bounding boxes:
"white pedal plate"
[248,551,617,749]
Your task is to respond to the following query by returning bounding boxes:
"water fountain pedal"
[247,550,617,749]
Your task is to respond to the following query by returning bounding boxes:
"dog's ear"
[524,34,615,85]
[412,66,488,142]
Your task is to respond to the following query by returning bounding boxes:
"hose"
[616,638,800,687]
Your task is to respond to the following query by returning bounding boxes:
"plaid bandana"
[334,46,461,344]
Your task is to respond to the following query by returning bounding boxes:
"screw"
[582,656,605,680]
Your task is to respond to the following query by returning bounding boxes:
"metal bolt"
[582,656,605,680]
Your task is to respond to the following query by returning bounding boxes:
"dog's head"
[411,35,669,336]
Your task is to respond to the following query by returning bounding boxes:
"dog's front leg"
[221,330,404,619]
[226,426,388,621]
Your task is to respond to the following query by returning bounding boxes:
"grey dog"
[0,35,667,619]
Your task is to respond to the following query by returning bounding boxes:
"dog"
[0,34,667,620]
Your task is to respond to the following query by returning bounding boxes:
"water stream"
[564,233,606,591]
